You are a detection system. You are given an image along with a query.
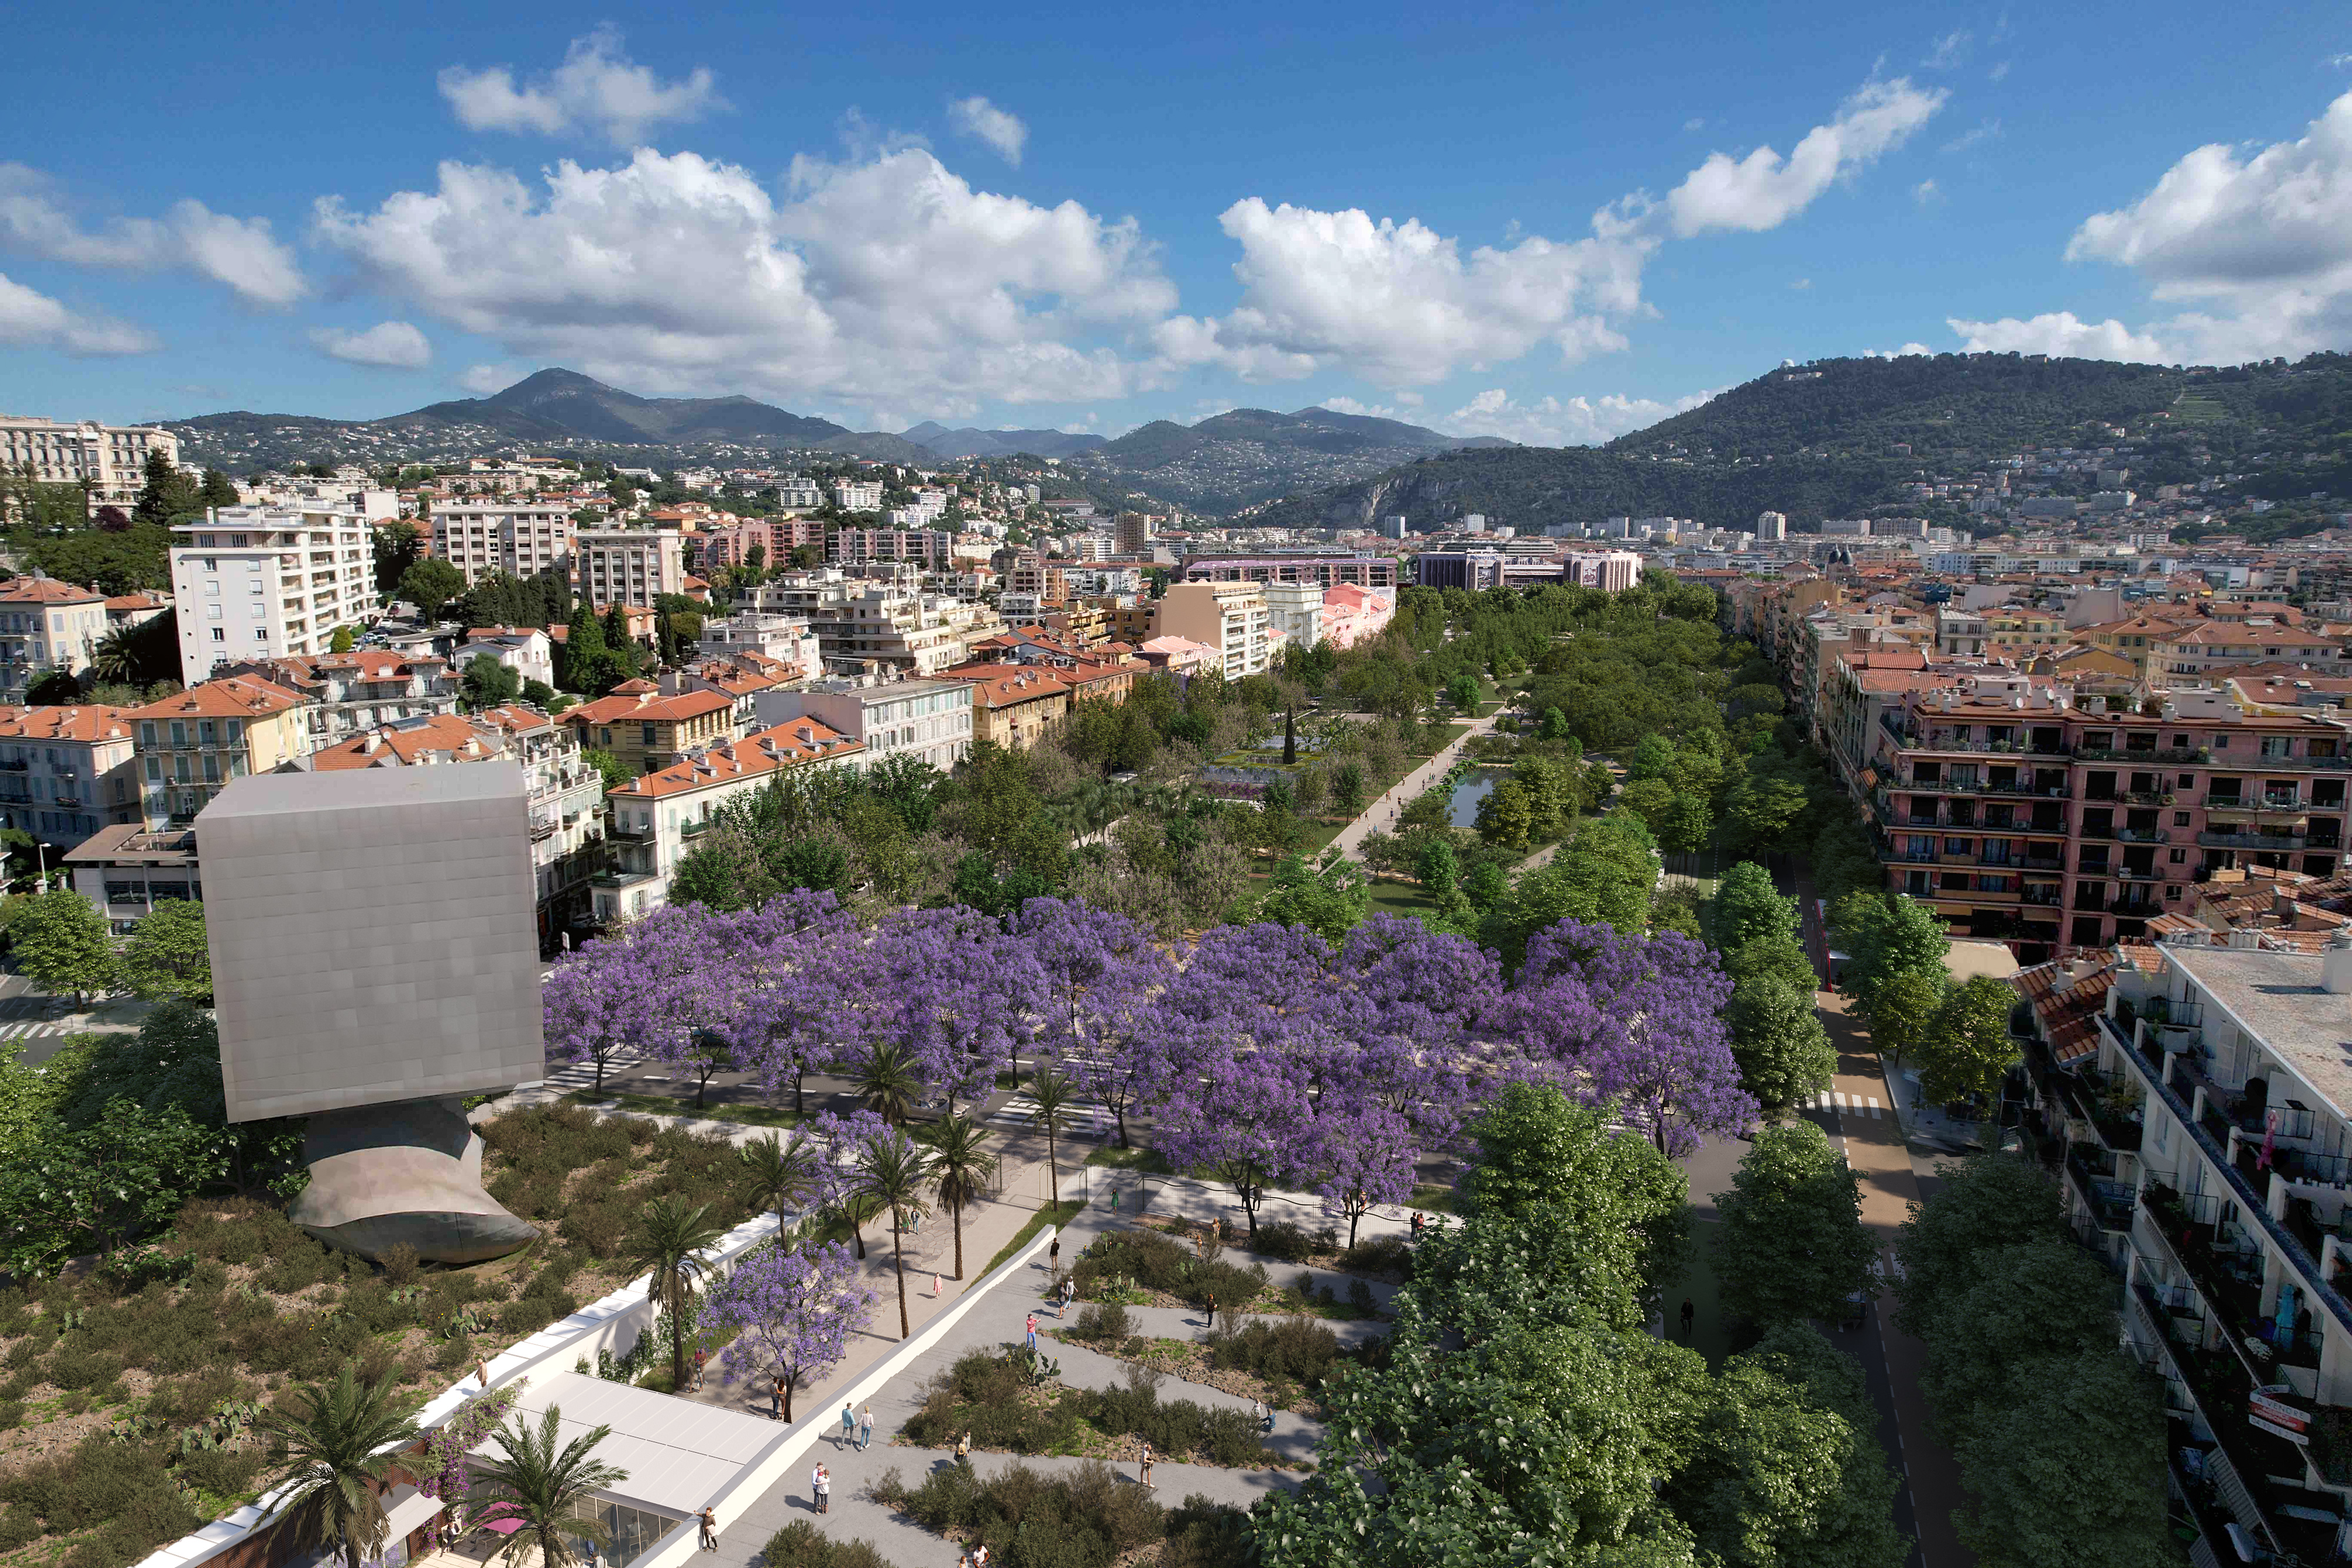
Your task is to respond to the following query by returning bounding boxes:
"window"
[1943,837,1975,856]
[203,581,220,597]
[206,604,222,620]
[210,628,224,641]
[202,557,217,572]
[2174,811,2191,827]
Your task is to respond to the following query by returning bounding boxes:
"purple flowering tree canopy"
[702,1238,875,1423]
[1014,898,1180,1147]
[1153,1046,1319,1238]
[863,905,1043,1112]
[1313,1101,1420,1249]
[1500,918,1756,1156]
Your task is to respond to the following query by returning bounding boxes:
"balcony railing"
[2117,827,2171,844]
[2113,1013,2352,1341]
[2198,831,2310,851]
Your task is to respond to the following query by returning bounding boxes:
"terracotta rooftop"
[607,718,862,801]
[0,577,103,606]
[562,687,733,727]
[0,705,134,743]
[310,714,503,770]
[127,675,310,721]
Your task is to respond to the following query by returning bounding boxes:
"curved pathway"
[1328,711,1502,862]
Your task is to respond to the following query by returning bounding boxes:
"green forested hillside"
[1259,351,2352,535]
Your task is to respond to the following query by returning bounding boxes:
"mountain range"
[160,369,1511,513]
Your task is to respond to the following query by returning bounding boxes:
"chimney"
[2327,928,2352,995]
[2274,889,2298,921]
[362,733,381,755]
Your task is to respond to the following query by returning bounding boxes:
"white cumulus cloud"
[458,362,532,396]
[313,145,1175,419]
[439,27,723,146]
[1154,198,1650,386]
[1665,78,1947,236]
[948,96,1027,166]
[1444,386,1718,447]
[1862,342,1934,357]
[1946,311,2169,360]
[0,272,157,355]
[0,164,304,306]
[309,320,431,368]
[1956,88,2352,365]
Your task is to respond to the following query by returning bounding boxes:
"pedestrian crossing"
[1809,1089,1886,1119]
[540,1052,643,1094]
[987,1091,1110,1131]
[0,1021,65,1043]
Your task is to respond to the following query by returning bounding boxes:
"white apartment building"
[0,577,109,704]
[430,503,575,586]
[0,417,178,508]
[834,480,884,513]
[776,477,824,509]
[697,612,822,680]
[457,628,557,690]
[595,717,864,922]
[575,527,686,609]
[170,507,376,680]
[737,571,1003,677]
[753,678,974,773]
[1261,581,1325,654]
[1155,580,1273,679]
[2060,935,2352,1563]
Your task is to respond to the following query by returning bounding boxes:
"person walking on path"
[1679,1299,1696,1339]
[932,1271,943,1297]
[841,1402,856,1448]
[858,1403,874,1452]
[1060,1278,1074,1317]
[1048,1236,1060,1270]
[1203,1292,1216,1332]
[1139,1442,1156,1491]
[1251,1397,1264,1431]
[696,1509,718,1552]
[956,1432,973,1468]
[1025,1312,1038,1350]
[692,1347,707,1390]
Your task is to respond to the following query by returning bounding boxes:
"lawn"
[1365,878,1439,920]
[979,1199,1085,1279]
[1413,721,1469,755]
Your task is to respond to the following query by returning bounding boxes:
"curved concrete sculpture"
[289,1096,539,1263]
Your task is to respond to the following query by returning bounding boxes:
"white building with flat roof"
[171,506,377,681]
[752,677,974,773]
[430,503,574,586]
[0,417,178,509]
[574,527,685,609]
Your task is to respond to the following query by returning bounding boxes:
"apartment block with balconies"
[1865,678,2352,962]
[2091,937,2352,1566]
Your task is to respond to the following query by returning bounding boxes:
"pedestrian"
[858,1403,874,1452]
[956,1553,969,1568]
[972,1547,988,1568]
[1203,1291,1215,1331]
[1410,1210,1424,1240]
[771,1373,786,1420]
[814,1463,830,1514]
[1025,1312,1038,1350]
[697,1509,717,1552]
[1139,1441,1155,1491]
[585,1540,599,1568]
[1250,1397,1264,1430]
[1679,1299,1696,1338]
[841,1402,856,1448]
[1048,1236,1060,1269]
[957,1432,973,1468]
[475,1358,491,1390]
[1060,1278,1074,1317]
[693,1346,707,1390]
[1110,1188,1120,1213]
[932,1271,943,1297]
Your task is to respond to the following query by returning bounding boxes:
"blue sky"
[2,2,2348,446]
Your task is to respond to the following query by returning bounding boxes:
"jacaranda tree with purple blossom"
[1502,918,1755,1155]
[864,905,1039,1112]
[702,1239,875,1422]
[1014,898,1178,1148]
[1313,1102,1421,1248]
[719,891,863,1115]
[1154,1047,1319,1239]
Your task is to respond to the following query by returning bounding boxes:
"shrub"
[1070,1303,1132,1343]
[378,1244,420,1288]
[900,1459,1161,1568]
[562,1202,628,1258]
[497,1295,569,1337]
[1205,1317,1342,1385]
[178,1445,264,1499]
[45,1341,120,1392]
[1347,1279,1376,1314]
[1247,1221,1331,1263]
[1335,1233,1412,1279]
[1081,1381,1268,1467]
[760,1520,891,1568]
[1158,1495,1257,1568]
[901,1349,1079,1453]
[0,1433,197,1555]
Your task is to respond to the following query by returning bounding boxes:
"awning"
[380,1487,446,1542]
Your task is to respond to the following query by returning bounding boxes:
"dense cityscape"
[8,8,2352,1568]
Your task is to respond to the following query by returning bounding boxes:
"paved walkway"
[1329,713,1501,861]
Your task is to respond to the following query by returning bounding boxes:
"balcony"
[680,818,713,838]
[2078,745,2206,764]
[2067,1146,2136,1232]
[2198,830,2310,851]
[2116,827,2171,844]
[2117,866,2167,883]
[2206,800,2310,825]
[2146,1183,2326,1378]
[607,822,654,841]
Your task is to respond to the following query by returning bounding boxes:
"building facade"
[752,678,974,772]
[0,577,109,704]
[0,418,178,509]
[560,682,735,777]
[129,676,316,827]
[1180,554,1398,590]
[1260,581,1325,655]
[0,704,140,847]
[429,503,574,586]
[170,507,376,681]
[1155,581,1272,680]
[574,528,686,609]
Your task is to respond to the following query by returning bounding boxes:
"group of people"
[839,1402,875,1450]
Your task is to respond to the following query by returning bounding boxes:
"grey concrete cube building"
[201,764,544,1124]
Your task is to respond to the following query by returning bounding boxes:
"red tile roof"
[0,577,103,606]
[561,687,733,727]
[608,719,862,800]
[127,675,310,720]
[0,705,134,743]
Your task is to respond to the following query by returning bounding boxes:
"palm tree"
[838,1186,885,1261]
[620,1194,727,1392]
[918,1113,999,1281]
[854,1041,923,1126]
[856,1130,940,1338]
[736,1133,818,1237]
[256,1362,423,1568]
[89,621,141,686]
[1024,1066,1081,1210]
[472,1405,630,1568]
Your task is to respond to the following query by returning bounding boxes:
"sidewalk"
[1328,713,1499,861]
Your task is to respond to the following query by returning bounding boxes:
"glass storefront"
[564,1497,684,1567]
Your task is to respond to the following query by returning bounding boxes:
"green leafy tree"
[1625,733,1677,781]
[1251,850,1369,944]
[120,898,211,1004]
[1510,755,1575,838]
[1916,975,2019,1106]
[371,521,421,595]
[1863,967,1944,1070]
[1838,893,1949,1019]
[197,469,241,509]
[1667,1323,1908,1568]
[23,670,79,706]
[1725,974,1836,1111]
[1329,761,1366,815]
[470,1405,630,1568]
[1463,1081,1689,1300]
[1655,793,1712,855]
[1415,837,1459,898]
[132,452,200,529]
[583,748,632,791]
[1712,1122,1876,1327]
[6,888,117,1004]
[1536,706,1570,741]
[329,624,358,654]
[257,1365,426,1568]
[396,558,466,618]
[1722,774,1809,855]
[460,657,523,711]
[51,998,302,1196]
[88,621,142,685]
[0,1099,225,1274]
[1892,1155,2066,1340]
[1710,861,1796,951]
[620,1195,727,1391]
[1444,674,1479,713]
[1475,776,1534,848]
